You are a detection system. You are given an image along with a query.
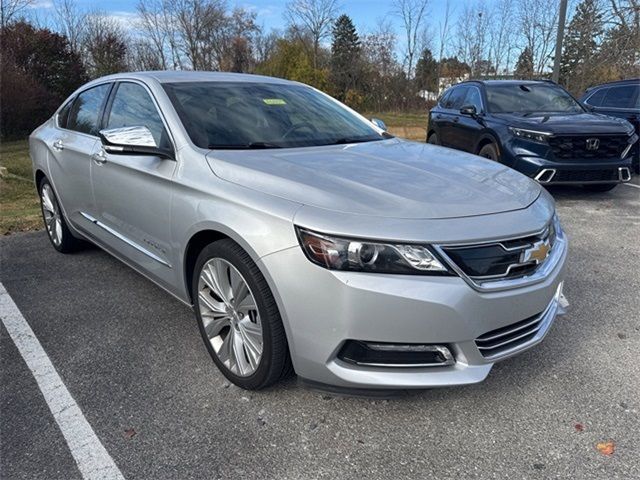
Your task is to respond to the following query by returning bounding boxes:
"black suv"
[427,80,637,191]
[581,78,639,172]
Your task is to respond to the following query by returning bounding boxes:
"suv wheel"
[192,239,293,390]
[38,177,84,253]
[582,183,617,192]
[478,143,500,161]
[427,133,440,145]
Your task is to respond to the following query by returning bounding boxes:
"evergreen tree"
[559,0,604,94]
[414,48,438,93]
[329,14,362,102]
[514,47,534,79]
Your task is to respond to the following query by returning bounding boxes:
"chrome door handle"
[52,139,64,151]
[92,150,108,165]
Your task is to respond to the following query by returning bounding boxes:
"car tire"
[427,133,439,145]
[582,183,617,192]
[192,239,293,390]
[38,177,84,253]
[478,143,500,161]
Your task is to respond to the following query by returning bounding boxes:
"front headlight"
[509,127,553,143]
[296,227,451,275]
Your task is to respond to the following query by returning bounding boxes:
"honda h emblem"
[586,138,600,151]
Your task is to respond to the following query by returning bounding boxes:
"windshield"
[485,83,584,114]
[163,82,387,149]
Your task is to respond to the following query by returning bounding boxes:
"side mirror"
[370,118,388,131]
[99,126,174,159]
[460,105,478,117]
[582,102,595,112]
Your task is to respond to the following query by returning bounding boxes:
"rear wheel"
[427,133,439,145]
[478,143,500,161]
[38,177,84,253]
[192,239,293,390]
[582,183,617,192]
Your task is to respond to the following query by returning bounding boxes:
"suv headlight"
[509,127,553,143]
[296,227,451,275]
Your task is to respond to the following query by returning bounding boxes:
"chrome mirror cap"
[370,118,387,131]
[100,126,158,149]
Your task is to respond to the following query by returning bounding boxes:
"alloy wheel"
[197,258,263,377]
[41,184,62,246]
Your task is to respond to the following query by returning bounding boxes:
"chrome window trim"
[433,221,567,293]
[55,81,114,139]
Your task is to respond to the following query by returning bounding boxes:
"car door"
[430,90,451,142]
[439,86,469,147]
[90,80,177,286]
[449,85,485,152]
[47,83,112,227]
[588,85,640,131]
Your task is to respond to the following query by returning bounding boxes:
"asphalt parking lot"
[1,180,639,480]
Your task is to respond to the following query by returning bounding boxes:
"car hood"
[493,112,632,134]
[206,139,540,220]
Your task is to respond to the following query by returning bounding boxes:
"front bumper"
[515,155,633,185]
[258,231,568,389]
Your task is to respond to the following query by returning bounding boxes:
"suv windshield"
[163,82,387,149]
[486,83,584,114]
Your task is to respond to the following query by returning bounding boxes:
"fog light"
[338,341,455,368]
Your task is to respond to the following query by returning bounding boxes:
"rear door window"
[585,88,607,107]
[67,84,111,135]
[601,86,636,109]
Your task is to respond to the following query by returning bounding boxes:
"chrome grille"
[548,135,629,160]
[475,311,544,358]
[440,223,556,282]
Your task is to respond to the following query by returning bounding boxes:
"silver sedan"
[29,71,568,390]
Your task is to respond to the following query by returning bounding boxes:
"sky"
[28,0,502,53]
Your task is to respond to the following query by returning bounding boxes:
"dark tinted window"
[444,86,469,109]
[485,83,583,113]
[601,85,637,108]
[585,88,607,107]
[463,87,483,112]
[107,83,168,147]
[57,100,73,128]
[438,89,452,107]
[163,82,385,149]
[67,84,110,135]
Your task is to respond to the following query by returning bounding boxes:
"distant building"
[417,73,471,101]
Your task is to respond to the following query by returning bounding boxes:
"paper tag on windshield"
[263,98,287,105]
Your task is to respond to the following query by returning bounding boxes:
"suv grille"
[475,311,544,358]
[441,223,556,281]
[548,135,628,160]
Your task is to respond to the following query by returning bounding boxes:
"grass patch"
[0,140,41,235]
[363,111,428,141]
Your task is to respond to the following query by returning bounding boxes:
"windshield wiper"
[208,142,282,149]
[326,135,390,146]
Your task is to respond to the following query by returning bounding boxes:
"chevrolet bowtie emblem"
[521,240,551,264]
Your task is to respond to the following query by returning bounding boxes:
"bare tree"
[284,0,339,68]
[489,0,517,75]
[456,1,492,77]
[518,0,560,76]
[53,0,86,56]
[83,12,129,77]
[392,0,430,78]
[0,0,34,27]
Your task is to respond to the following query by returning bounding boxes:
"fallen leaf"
[596,441,615,456]
[574,423,584,432]
[123,428,136,439]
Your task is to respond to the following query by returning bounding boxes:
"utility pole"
[552,0,569,83]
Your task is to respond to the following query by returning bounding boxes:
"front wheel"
[582,183,617,192]
[38,177,84,253]
[478,143,500,161]
[192,239,293,390]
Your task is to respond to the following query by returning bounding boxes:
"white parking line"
[0,283,125,480]
[623,182,640,189]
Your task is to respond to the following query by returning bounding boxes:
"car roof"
[450,79,558,88]
[86,70,298,86]
[586,78,639,90]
